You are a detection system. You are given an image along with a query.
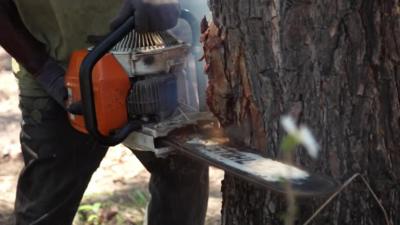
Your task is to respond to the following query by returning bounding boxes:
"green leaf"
[88,214,99,223]
[78,204,95,212]
[134,190,148,206]
[92,202,101,213]
[280,135,299,152]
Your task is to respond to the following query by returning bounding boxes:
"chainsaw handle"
[80,16,140,146]
[180,9,200,49]
[179,10,208,111]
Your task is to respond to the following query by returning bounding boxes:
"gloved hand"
[110,0,180,32]
[35,58,68,108]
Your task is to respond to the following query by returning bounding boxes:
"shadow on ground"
[0,165,222,225]
[73,169,222,225]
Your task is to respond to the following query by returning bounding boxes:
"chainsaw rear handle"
[80,10,200,146]
[179,9,208,111]
[80,16,140,146]
[180,9,200,49]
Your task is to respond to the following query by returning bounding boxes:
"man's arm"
[0,0,48,75]
[0,0,67,107]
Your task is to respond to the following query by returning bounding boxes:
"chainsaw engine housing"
[65,30,200,137]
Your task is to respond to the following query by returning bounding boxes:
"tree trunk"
[203,0,400,224]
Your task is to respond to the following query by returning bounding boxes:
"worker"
[0,0,209,225]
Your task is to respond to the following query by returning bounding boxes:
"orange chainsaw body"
[65,50,131,135]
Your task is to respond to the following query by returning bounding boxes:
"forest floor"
[0,49,223,225]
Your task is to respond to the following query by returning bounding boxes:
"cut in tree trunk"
[203,0,400,224]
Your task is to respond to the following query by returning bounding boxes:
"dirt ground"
[0,49,223,225]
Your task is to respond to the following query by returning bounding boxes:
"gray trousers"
[14,96,209,225]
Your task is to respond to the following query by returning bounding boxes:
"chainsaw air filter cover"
[111,31,190,76]
[127,74,178,120]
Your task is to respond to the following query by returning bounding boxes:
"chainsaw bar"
[161,129,338,196]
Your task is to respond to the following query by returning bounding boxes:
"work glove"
[35,58,68,108]
[110,0,180,32]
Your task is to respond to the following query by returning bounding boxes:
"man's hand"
[35,58,68,108]
[110,0,180,32]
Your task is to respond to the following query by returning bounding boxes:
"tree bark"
[203,0,400,224]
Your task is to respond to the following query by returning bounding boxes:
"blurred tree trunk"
[203,0,400,224]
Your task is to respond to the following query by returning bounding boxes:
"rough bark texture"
[203,0,400,224]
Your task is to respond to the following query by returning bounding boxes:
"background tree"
[203,0,400,224]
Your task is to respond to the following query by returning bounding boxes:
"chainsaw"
[64,10,338,196]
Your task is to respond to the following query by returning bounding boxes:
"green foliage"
[77,202,102,225]
[74,190,150,225]
[280,135,300,153]
[128,190,149,208]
